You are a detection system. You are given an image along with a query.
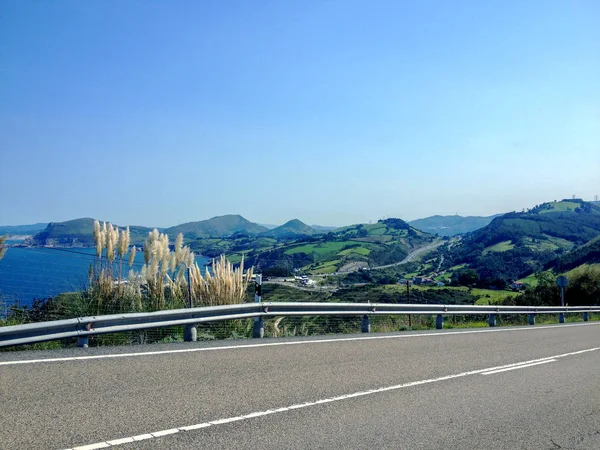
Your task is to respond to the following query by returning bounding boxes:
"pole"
[184,266,197,342]
[406,280,412,328]
[253,274,264,338]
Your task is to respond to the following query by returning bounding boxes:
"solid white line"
[3,322,599,366]
[481,359,557,375]
[63,346,600,450]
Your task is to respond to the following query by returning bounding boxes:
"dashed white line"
[481,359,556,375]
[64,345,600,450]
[3,322,599,366]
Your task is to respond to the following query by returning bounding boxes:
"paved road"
[370,240,444,270]
[1,323,599,449]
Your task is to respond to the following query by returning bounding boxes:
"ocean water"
[0,246,208,306]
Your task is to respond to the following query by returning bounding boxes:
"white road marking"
[2,321,599,366]
[481,359,556,375]
[63,346,600,450]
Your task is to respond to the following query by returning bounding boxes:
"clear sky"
[1,0,599,227]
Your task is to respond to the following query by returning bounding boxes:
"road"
[1,323,599,449]
[370,239,444,270]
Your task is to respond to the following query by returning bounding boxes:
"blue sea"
[0,245,208,307]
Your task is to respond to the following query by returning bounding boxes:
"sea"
[0,241,208,309]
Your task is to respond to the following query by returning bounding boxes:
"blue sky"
[1,0,599,227]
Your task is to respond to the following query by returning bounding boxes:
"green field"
[284,241,356,257]
[482,240,515,254]
[338,246,371,256]
[406,285,519,305]
[538,201,581,214]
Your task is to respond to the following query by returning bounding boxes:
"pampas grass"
[189,255,253,307]
[87,222,253,317]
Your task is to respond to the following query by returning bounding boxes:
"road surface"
[1,322,599,449]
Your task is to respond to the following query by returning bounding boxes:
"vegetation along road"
[1,322,599,449]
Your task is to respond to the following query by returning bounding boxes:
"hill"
[24,218,153,247]
[553,236,600,272]
[165,215,268,240]
[261,219,316,239]
[409,214,500,236]
[243,217,436,275]
[440,199,600,283]
[0,223,48,235]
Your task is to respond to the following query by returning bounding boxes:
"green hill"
[25,218,152,247]
[261,219,316,239]
[409,214,500,236]
[441,199,600,283]
[243,218,436,275]
[553,236,600,272]
[165,214,268,240]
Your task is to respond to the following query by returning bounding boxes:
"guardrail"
[1,302,599,348]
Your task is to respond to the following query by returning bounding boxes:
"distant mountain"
[165,215,268,240]
[442,199,600,282]
[261,219,316,239]
[311,224,338,232]
[0,223,48,235]
[25,218,153,247]
[409,215,500,236]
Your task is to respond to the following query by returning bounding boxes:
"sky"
[1,0,599,228]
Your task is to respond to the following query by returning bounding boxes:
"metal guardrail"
[1,302,599,348]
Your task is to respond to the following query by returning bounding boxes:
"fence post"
[184,324,197,342]
[583,312,589,322]
[488,314,497,327]
[253,274,264,338]
[184,267,197,342]
[361,315,370,333]
[528,314,535,326]
[559,313,565,324]
[436,315,443,329]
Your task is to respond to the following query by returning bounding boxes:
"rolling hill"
[441,199,600,282]
[24,218,153,247]
[553,235,600,272]
[260,219,316,239]
[409,214,501,236]
[164,215,268,239]
[243,217,436,275]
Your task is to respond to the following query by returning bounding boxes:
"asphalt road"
[1,322,599,449]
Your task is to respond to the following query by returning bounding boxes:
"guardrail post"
[361,315,370,333]
[583,312,589,322]
[184,324,197,342]
[436,315,443,329]
[253,318,264,338]
[559,313,565,324]
[252,274,264,338]
[488,314,497,327]
[528,314,535,326]
[77,337,88,348]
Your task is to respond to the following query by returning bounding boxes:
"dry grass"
[190,255,253,307]
[89,222,252,313]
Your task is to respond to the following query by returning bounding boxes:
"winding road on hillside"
[1,323,599,449]
[369,239,444,270]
